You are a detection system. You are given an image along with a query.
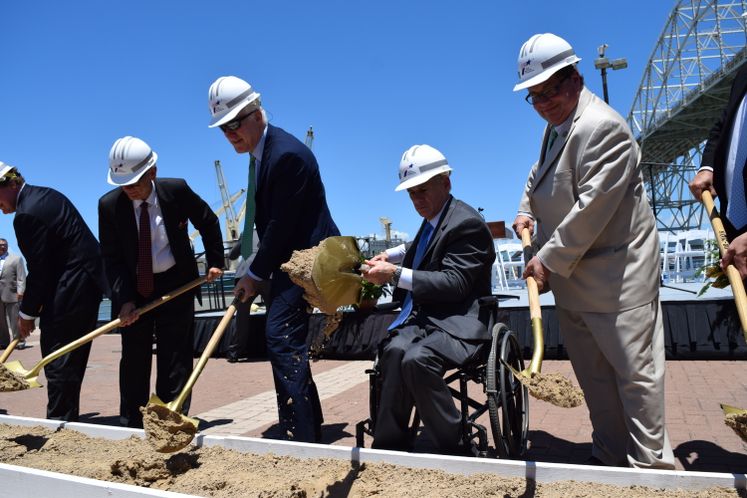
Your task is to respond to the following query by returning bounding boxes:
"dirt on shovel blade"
[520,372,584,408]
[725,411,747,443]
[140,404,196,453]
[281,245,343,341]
[0,363,29,392]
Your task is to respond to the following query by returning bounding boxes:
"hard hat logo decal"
[520,59,534,76]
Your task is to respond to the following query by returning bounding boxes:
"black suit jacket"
[393,196,496,341]
[250,124,340,279]
[14,184,108,320]
[702,64,747,238]
[98,177,224,315]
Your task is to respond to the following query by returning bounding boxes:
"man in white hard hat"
[690,64,747,277]
[0,237,26,350]
[207,76,340,442]
[512,33,674,469]
[0,162,108,421]
[98,136,224,428]
[362,145,495,455]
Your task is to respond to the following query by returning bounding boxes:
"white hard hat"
[207,76,261,128]
[0,161,12,178]
[395,144,453,192]
[107,136,158,186]
[513,33,581,91]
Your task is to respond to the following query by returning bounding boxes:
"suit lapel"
[116,191,139,266]
[531,87,593,193]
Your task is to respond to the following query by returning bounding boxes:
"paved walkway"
[2,330,747,474]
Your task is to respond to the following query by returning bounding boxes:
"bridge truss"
[627,0,747,232]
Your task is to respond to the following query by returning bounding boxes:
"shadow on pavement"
[675,439,747,474]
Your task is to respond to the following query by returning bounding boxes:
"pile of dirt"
[141,404,197,453]
[724,411,747,443]
[0,363,29,392]
[281,245,343,345]
[0,423,738,497]
[520,372,584,408]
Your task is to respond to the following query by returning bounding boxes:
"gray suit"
[518,87,674,469]
[0,253,26,347]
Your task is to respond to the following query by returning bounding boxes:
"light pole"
[593,44,628,104]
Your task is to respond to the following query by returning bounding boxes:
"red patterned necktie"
[137,201,154,297]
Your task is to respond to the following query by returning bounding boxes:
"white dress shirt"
[133,183,176,274]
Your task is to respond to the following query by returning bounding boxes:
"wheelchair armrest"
[492,293,520,302]
[375,301,401,312]
[478,296,499,308]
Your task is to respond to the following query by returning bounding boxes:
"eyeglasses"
[525,74,571,105]
[219,109,257,132]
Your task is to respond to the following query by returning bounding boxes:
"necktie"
[388,222,434,331]
[241,156,257,260]
[136,201,154,298]
[545,128,558,157]
[727,109,747,230]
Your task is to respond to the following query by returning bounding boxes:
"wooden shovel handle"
[521,228,543,375]
[702,191,747,339]
[171,296,240,411]
[28,276,207,377]
[0,338,19,363]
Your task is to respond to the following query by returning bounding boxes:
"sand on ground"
[0,423,737,498]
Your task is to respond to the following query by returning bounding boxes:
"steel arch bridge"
[627,0,747,232]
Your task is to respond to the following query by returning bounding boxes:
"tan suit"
[0,253,26,347]
[518,87,674,469]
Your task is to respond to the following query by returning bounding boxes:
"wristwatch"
[391,266,402,287]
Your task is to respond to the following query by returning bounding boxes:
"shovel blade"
[3,360,41,389]
[142,393,199,453]
[312,236,364,309]
[721,403,747,416]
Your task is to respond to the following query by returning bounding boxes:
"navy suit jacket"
[393,196,496,341]
[14,184,108,320]
[250,124,340,279]
[702,65,747,238]
[98,178,224,316]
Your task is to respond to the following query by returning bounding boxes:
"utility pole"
[593,44,627,104]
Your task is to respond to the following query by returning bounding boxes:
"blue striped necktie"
[728,108,747,230]
[388,222,434,331]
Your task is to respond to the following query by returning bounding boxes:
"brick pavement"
[2,330,747,473]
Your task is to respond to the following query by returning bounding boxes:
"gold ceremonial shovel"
[502,228,543,378]
[142,295,240,453]
[0,338,20,364]
[702,191,747,339]
[312,236,368,309]
[702,192,747,419]
[500,228,584,408]
[1,276,206,391]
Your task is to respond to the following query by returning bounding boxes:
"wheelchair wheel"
[486,322,528,458]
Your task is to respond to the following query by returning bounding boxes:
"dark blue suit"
[702,65,747,240]
[14,184,108,421]
[250,124,339,442]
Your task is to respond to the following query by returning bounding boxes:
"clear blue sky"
[0,1,675,255]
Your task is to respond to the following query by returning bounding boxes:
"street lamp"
[593,44,628,104]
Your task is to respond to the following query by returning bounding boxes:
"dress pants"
[0,301,19,348]
[372,322,482,452]
[119,267,194,428]
[264,272,322,442]
[39,279,102,422]
[557,297,675,469]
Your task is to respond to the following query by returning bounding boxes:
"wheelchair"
[355,296,529,458]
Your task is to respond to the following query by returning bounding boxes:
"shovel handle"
[0,338,19,363]
[521,228,543,375]
[702,191,747,339]
[170,296,240,411]
[28,276,207,378]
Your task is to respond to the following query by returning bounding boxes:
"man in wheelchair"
[362,144,496,455]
